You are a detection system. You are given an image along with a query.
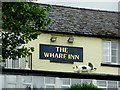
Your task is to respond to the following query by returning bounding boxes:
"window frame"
[102,40,119,65]
[5,58,21,69]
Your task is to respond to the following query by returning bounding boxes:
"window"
[108,81,117,88]
[5,58,20,69]
[45,77,55,84]
[33,76,44,88]
[3,75,120,89]
[61,78,70,85]
[71,79,81,85]
[45,77,56,88]
[60,78,71,88]
[5,75,17,88]
[97,80,118,89]
[118,81,120,88]
[97,80,107,88]
[82,79,92,84]
[22,76,32,88]
[102,41,119,64]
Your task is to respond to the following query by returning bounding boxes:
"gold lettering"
[64,48,68,53]
[56,47,68,53]
[75,55,79,60]
[71,54,75,59]
[59,53,63,58]
[56,47,60,52]
[68,54,71,59]
[60,47,64,52]
[55,53,59,58]
[63,54,67,58]
[44,52,49,57]
[68,54,75,59]
[50,53,55,58]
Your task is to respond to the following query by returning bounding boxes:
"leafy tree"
[66,83,102,90]
[2,2,52,60]
[0,56,3,61]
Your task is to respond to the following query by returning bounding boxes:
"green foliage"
[2,2,52,60]
[0,56,3,61]
[66,83,102,90]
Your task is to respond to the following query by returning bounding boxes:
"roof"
[42,4,120,38]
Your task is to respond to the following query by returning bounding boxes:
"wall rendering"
[25,33,119,75]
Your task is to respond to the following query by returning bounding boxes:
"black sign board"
[39,44,83,63]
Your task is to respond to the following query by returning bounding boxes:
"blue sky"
[35,0,120,12]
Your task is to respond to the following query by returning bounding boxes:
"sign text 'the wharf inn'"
[39,44,83,63]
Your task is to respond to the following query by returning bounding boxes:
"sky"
[34,0,120,12]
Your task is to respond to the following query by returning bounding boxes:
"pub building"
[0,3,120,89]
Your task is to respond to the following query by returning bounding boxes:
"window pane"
[102,41,110,63]
[7,59,12,68]
[119,82,120,88]
[112,50,117,56]
[103,49,109,55]
[1,75,4,88]
[61,78,70,85]
[45,77,55,84]
[33,76,44,88]
[97,80,106,87]
[6,75,16,82]
[7,84,16,88]
[46,85,55,88]
[82,79,92,84]
[22,76,32,83]
[111,57,117,63]
[108,81,117,88]
[112,42,118,49]
[103,42,110,48]
[12,60,19,68]
[71,79,81,85]
[119,58,120,64]
[103,56,110,62]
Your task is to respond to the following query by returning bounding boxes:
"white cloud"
[36,0,120,2]
[34,0,120,11]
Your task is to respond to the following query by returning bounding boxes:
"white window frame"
[5,58,21,69]
[3,75,120,89]
[96,80,119,90]
[4,75,18,88]
[102,40,119,64]
[4,75,33,88]
[20,76,33,88]
[118,81,120,89]
[107,80,118,89]
[60,78,71,88]
[44,77,56,88]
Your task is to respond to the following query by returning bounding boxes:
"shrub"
[66,83,102,90]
